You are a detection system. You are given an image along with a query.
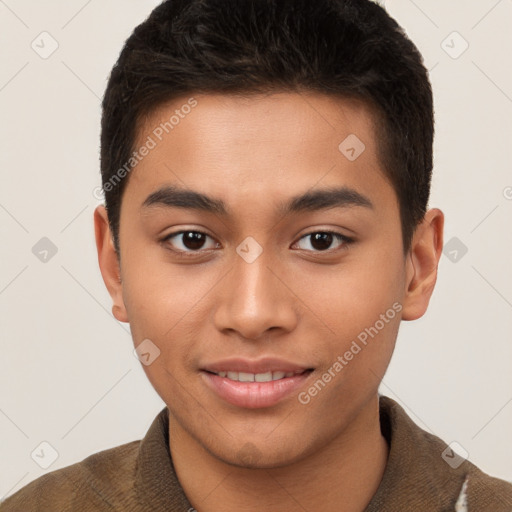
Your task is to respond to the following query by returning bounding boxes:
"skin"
[94,92,444,512]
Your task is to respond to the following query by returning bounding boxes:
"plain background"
[1,0,511,500]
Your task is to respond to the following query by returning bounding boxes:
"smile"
[200,359,314,409]
[208,370,304,382]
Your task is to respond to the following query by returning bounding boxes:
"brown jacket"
[2,396,511,511]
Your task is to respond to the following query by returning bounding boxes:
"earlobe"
[401,208,444,321]
[93,205,129,323]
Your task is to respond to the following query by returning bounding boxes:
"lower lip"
[201,371,313,409]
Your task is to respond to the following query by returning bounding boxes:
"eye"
[293,231,353,252]
[162,230,219,254]
[161,229,353,257]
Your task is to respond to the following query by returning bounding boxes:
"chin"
[211,440,309,470]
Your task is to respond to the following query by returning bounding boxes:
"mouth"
[200,359,314,409]
[204,369,311,382]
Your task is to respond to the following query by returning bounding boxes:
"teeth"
[215,371,298,382]
[255,372,272,382]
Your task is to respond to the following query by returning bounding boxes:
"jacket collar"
[133,396,473,511]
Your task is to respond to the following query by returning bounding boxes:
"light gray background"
[1,0,511,500]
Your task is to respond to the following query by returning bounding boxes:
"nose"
[212,248,299,341]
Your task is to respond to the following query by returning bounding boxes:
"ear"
[94,205,129,323]
[401,208,444,321]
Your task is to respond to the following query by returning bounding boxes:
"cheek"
[304,253,404,337]
[120,250,212,337]
[301,245,404,382]
[120,260,211,382]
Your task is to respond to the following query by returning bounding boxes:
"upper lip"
[201,357,313,374]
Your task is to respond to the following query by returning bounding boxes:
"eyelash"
[161,229,354,258]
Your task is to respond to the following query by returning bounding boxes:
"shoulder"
[1,440,141,512]
[407,410,512,509]
[374,396,512,511]
[465,466,512,510]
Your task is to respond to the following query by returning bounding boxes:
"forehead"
[123,92,396,219]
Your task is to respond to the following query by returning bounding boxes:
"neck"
[169,394,388,512]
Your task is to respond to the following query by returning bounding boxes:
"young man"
[3,0,511,511]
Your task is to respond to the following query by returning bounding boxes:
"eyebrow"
[141,185,374,217]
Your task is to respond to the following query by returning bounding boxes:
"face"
[99,92,415,468]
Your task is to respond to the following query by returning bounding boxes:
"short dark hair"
[100,0,433,256]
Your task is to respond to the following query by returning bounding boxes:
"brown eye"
[295,231,352,252]
[163,231,218,253]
